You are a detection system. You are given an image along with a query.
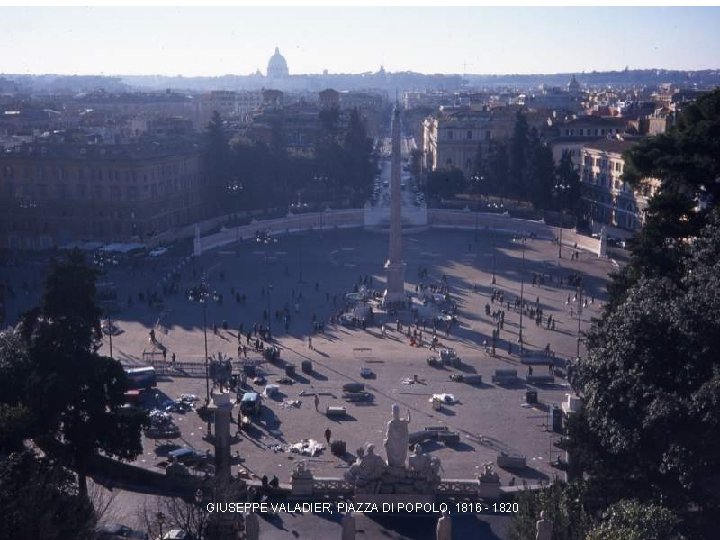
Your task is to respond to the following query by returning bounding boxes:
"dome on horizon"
[267,47,289,79]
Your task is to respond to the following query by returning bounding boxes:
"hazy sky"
[1,7,719,76]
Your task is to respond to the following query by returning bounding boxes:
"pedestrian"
[171,352,176,365]
[308,336,313,350]
[324,428,331,445]
[314,393,320,412]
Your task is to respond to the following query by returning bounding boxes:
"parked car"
[360,367,374,378]
[239,392,262,415]
[96,523,148,539]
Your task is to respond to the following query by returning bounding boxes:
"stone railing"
[195,209,364,254]
[192,206,601,257]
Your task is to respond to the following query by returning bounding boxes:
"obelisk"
[383,102,406,307]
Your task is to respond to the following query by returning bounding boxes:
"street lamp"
[554,180,571,259]
[188,277,211,404]
[576,286,583,358]
[156,511,165,540]
[517,235,527,354]
[491,230,497,285]
[267,283,273,339]
[106,316,113,359]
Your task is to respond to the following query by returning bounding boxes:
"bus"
[124,366,157,390]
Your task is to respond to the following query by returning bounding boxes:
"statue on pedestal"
[536,510,552,540]
[341,511,356,540]
[244,512,260,540]
[345,443,385,493]
[408,444,432,477]
[384,403,411,468]
[436,510,452,540]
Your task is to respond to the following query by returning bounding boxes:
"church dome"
[267,47,289,78]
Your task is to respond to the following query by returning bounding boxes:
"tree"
[426,169,466,199]
[555,151,581,217]
[485,140,509,198]
[10,252,148,497]
[569,208,720,514]
[508,482,593,540]
[205,111,234,212]
[585,500,685,540]
[610,88,720,304]
[343,108,375,204]
[508,110,530,198]
[525,133,556,210]
[0,450,97,540]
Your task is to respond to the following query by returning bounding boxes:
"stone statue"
[384,403,411,468]
[341,511,356,540]
[345,443,385,493]
[244,512,260,540]
[436,510,452,540]
[536,510,552,540]
[358,444,385,480]
[408,443,432,477]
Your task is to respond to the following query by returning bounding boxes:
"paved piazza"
[2,227,620,538]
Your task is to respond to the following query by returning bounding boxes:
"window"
[466,130,472,140]
[448,131,454,140]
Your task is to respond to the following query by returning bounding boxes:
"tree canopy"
[1,250,147,496]
[569,208,720,514]
[610,88,720,305]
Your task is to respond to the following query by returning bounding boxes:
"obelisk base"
[383,260,407,308]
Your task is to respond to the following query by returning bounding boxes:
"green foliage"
[571,209,720,513]
[0,404,34,453]
[610,88,720,304]
[205,111,234,212]
[485,141,509,197]
[508,110,529,198]
[555,152,582,216]
[426,168,466,199]
[585,500,685,540]
[508,482,593,540]
[0,450,96,540]
[41,249,102,353]
[1,252,148,496]
[206,107,376,212]
[525,134,556,210]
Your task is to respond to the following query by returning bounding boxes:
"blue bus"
[125,366,157,390]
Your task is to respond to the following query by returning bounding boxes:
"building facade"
[579,139,659,231]
[0,138,205,249]
[421,107,516,176]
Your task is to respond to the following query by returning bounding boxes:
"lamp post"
[517,235,527,354]
[554,179,570,259]
[156,511,165,540]
[106,317,113,359]
[576,286,583,358]
[188,277,211,404]
[491,230,497,285]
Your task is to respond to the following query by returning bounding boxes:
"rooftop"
[583,138,638,155]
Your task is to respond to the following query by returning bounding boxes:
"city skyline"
[1,6,720,77]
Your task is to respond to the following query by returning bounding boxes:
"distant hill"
[2,68,719,94]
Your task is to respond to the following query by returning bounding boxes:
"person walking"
[324,428,332,445]
[314,393,320,412]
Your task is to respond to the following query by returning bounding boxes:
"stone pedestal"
[207,390,234,489]
[291,461,314,496]
[383,261,407,306]
[478,462,501,499]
